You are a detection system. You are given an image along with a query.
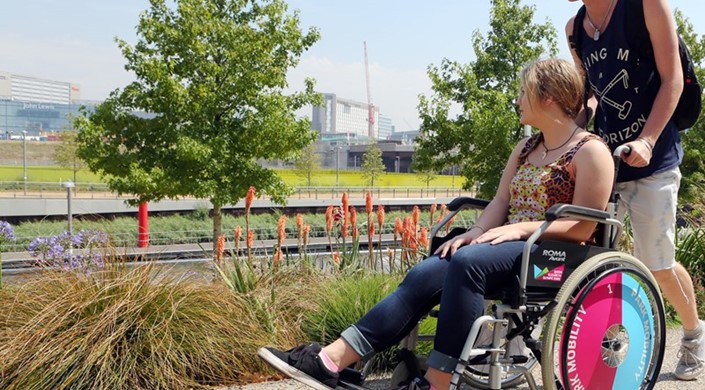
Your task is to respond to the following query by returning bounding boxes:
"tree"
[361,142,384,188]
[53,129,85,184]
[413,0,557,199]
[293,143,320,187]
[75,0,321,243]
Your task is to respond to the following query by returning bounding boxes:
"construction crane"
[363,41,375,139]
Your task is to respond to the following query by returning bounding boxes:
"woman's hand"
[434,231,480,259]
[472,224,525,245]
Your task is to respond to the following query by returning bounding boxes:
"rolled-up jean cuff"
[427,350,457,373]
[341,326,376,361]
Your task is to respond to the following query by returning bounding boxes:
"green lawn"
[0,166,466,188]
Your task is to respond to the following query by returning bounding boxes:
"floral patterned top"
[507,133,603,224]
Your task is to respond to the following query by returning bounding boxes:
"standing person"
[257,58,615,390]
[566,0,705,380]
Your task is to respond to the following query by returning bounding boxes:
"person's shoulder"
[575,133,612,161]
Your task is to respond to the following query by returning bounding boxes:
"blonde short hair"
[520,58,584,119]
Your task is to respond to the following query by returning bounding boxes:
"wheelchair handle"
[610,145,631,203]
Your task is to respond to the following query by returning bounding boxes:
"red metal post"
[138,202,149,247]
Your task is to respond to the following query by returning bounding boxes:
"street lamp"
[64,181,75,236]
[334,146,340,187]
[22,130,27,195]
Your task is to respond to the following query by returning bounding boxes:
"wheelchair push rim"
[541,252,666,390]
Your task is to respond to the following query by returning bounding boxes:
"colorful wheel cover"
[559,271,655,389]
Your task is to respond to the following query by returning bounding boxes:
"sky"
[1,0,703,132]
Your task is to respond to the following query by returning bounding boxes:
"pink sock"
[318,350,340,373]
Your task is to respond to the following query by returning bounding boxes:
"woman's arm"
[435,138,527,258]
[624,0,682,168]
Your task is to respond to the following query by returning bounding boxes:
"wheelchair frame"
[387,145,666,390]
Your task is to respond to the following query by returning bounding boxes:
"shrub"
[0,263,315,389]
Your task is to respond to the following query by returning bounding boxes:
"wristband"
[636,137,654,152]
[468,225,486,233]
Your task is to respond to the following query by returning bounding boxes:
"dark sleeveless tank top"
[577,0,681,182]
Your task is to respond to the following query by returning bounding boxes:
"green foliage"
[74,0,322,241]
[414,0,557,198]
[293,143,321,187]
[52,129,86,184]
[675,227,705,321]
[674,10,705,205]
[361,143,385,188]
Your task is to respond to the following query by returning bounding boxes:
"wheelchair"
[343,145,666,390]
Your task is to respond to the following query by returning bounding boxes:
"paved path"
[226,329,700,390]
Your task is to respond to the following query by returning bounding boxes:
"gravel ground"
[226,329,701,390]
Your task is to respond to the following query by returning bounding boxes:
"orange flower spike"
[377,204,385,230]
[368,214,375,237]
[445,215,457,233]
[277,215,287,247]
[332,251,341,264]
[342,222,349,240]
[412,206,420,230]
[245,186,256,213]
[325,205,334,235]
[430,204,437,227]
[246,229,254,249]
[419,227,429,250]
[303,224,311,246]
[353,226,359,239]
[350,206,358,229]
[233,226,242,251]
[394,217,403,239]
[296,213,304,231]
[342,192,350,227]
[215,234,226,262]
[365,191,373,214]
[273,248,282,266]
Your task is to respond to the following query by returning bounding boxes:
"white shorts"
[615,167,681,271]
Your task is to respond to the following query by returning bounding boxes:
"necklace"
[585,0,615,41]
[541,125,581,160]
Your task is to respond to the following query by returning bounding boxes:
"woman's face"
[516,89,538,126]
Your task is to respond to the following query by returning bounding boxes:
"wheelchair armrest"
[544,204,610,222]
[447,197,490,212]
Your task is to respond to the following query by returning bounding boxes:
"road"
[226,329,697,390]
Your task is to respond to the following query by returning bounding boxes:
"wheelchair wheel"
[540,252,665,390]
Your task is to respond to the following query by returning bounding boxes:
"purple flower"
[27,229,109,273]
[0,221,16,244]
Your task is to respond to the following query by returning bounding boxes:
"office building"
[311,93,379,141]
[0,71,92,139]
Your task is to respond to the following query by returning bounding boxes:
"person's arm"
[473,138,614,245]
[435,138,527,258]
[565,16,598,129]
[628,0,682,164]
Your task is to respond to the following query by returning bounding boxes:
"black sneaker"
[258,343,339,389]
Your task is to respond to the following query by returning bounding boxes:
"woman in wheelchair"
[258,58,615,390]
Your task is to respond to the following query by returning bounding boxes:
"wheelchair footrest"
[468,355,530,366]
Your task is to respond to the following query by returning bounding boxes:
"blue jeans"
[340,240,535,373]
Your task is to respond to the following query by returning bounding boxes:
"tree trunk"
[212,202,222,247]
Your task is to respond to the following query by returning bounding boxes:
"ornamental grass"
[0,262,318,390]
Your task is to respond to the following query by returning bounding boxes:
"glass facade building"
[0,71,94,140]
